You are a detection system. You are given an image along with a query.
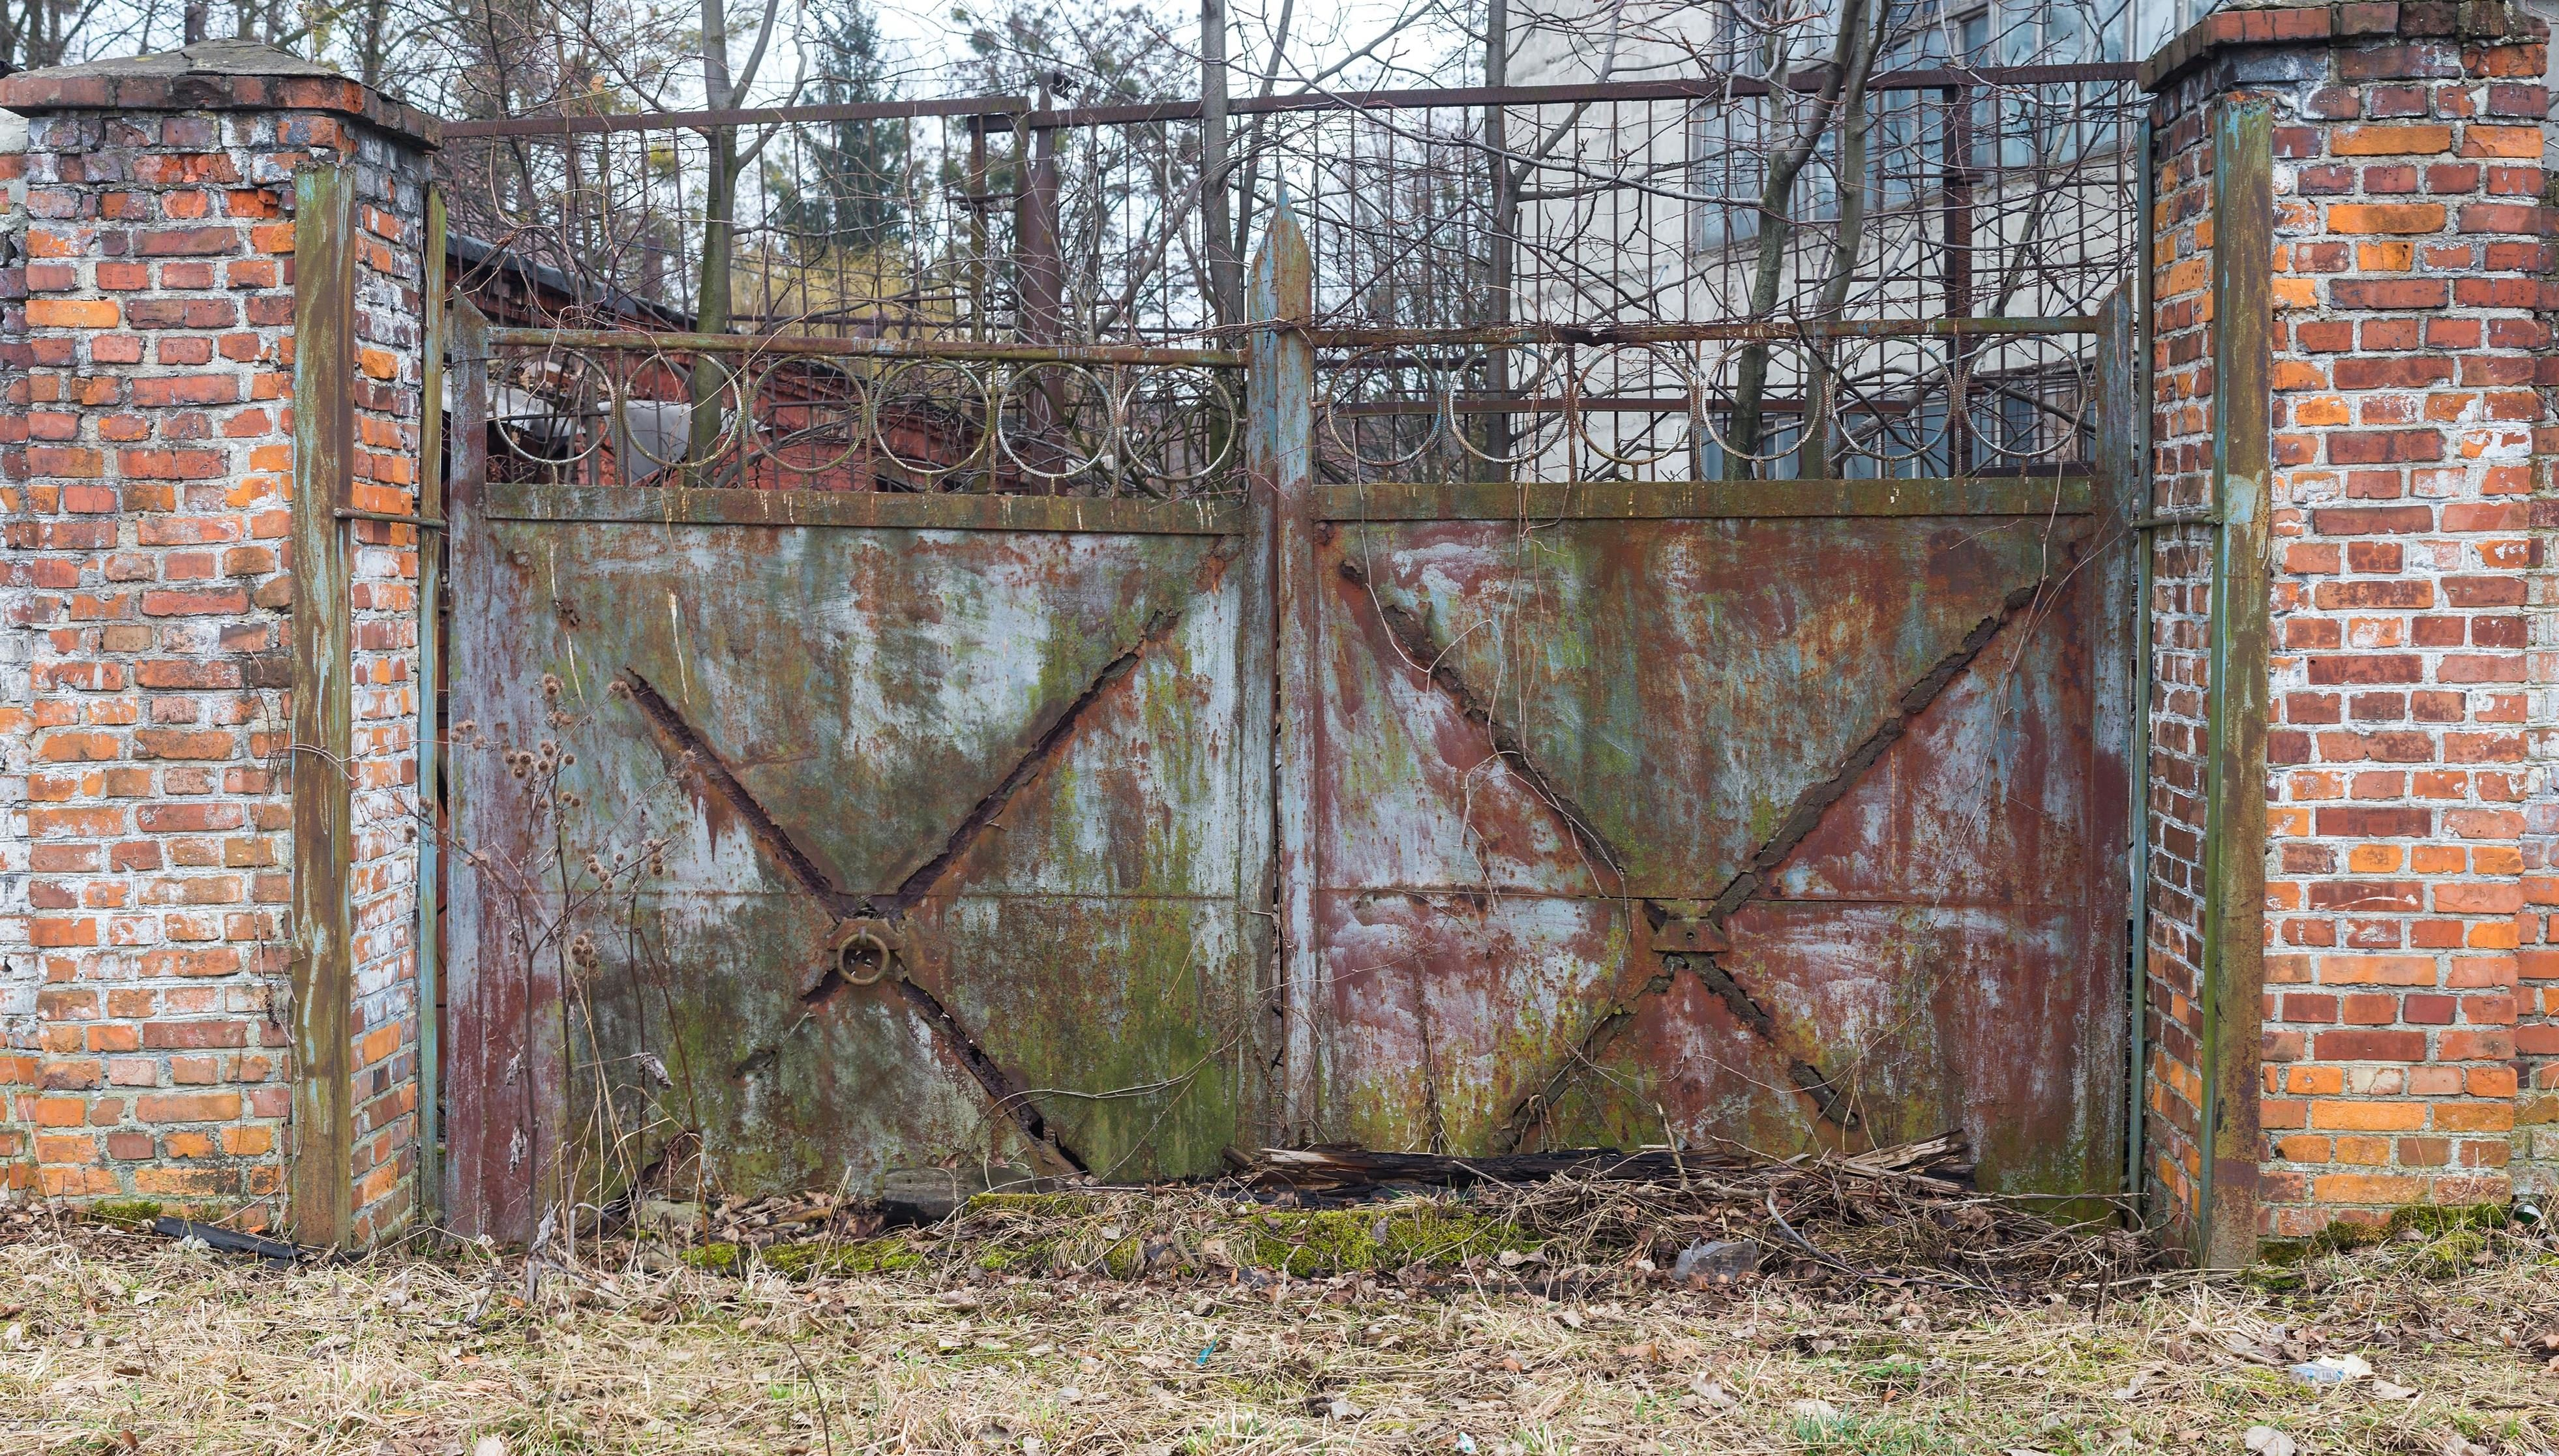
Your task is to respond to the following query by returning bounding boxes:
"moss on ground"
[87,1200,164,1228]
[1242,1204,1541,1277]
[763,1238,925,1279]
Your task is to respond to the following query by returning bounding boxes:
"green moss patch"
[88,1199,164,1228]
[1242,1204,1541,1277]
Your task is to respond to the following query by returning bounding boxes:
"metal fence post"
[1249,205,1319,1142]
[2196,97,2273,1268]
[289,163,358,1247]
[415,187,447,1228]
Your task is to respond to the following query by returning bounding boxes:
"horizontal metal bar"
[482,483,1245,534]
[1001,63,2140,128]
[443,64,2139,140]
[446,94,1034,139]
[335,506,448,529]
[1311,318,2099,348]
[484,328,1242,368]
[2132,512,2221,529]
[1318,476,2094,522]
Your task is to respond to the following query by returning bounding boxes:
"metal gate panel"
[1300,490,2128,1193]
[1538,563,2129,1193]
[446,487,1264,1235]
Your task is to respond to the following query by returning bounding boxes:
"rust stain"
[1336,555,1855,1138]
[1490,553,2086,1150]
[619,668,1092,1174]
[1338,556,1626,889]
[878,599,1195,916]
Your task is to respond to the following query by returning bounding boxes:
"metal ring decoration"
[1324,346,1459,474]
[614,347,749,476]
[1696,338,1832,468]
[490,348,612,470]
[1574,342,1696,471]
[865,357,993,483]
[1826,336,1958,468]
[1115,366,1239,490]
[1963,338,2092,462]
[1440,345,1572,471]
[744,357,869,481]
[995,360,1120,485]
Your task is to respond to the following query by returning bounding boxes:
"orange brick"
[24,298,119,328]
[2460,125,2542,158]
[2327,203,2448,234]
[2334,124,2453,154]
[2311,1099,2429,1131]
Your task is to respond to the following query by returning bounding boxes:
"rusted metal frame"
[443,64,2140,140]
[2123,113,2157,1212]
[415,186,448,1228]
[1311,318,2096,349]
[336,506,449,529]
[2194,98,2272,1269]
[480,483,1243,534]
[483,327,1242,368]
[1316,477,2095,522]
[288,164,359,1247]
[445,94,1032,138]
[1250,207,1323,1140]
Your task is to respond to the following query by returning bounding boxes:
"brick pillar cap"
[0,38,439,149]
[2138,0,2545,93]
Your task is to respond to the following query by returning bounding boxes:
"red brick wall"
[2141,82,2221,1237]
[2143,1,2549,1241]
[0,56,434,1240]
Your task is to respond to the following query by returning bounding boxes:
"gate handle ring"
[835,925,898,987]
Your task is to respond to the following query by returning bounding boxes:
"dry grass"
[0,1200,2554,1456]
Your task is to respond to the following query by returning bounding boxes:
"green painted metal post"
[2196,98,2273,1268]
[290,164,358,1247]
[2125,113,2158,1217]
[1249,205,1319,1142]
[415,188,447,1227]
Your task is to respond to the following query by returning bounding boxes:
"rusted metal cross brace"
[1339,550,2081,1150]
[616,539,1240,1177]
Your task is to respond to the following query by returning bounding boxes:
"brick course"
[0,44,432,1240]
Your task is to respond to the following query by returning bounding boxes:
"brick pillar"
[0,40,438,1243]
[2140,1,2549,1251]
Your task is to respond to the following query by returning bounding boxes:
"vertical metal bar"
[1941,84,1973,473]
[289,164,358,1248]
[2124,112,2157,1213]
[968,120,989,343]
[1201,0,1238,331]
[1483,0,1513,480]
[443,298,511,1236]
[1021,112,1064,342]
[1248,206,1319,1140]
[415,186,447,1228]
[2196,97,2272,1268]
[2094,282,2142,1210]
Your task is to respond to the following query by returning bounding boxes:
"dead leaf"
[1688,1374,1735,1408]
[1791,1399,1841,1421]
[2244,1426,2295,1456]
[473,1438,508,1456]
[2370,1380,2416,1401]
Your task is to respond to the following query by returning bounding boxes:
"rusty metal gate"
[439,246,2142,1241]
